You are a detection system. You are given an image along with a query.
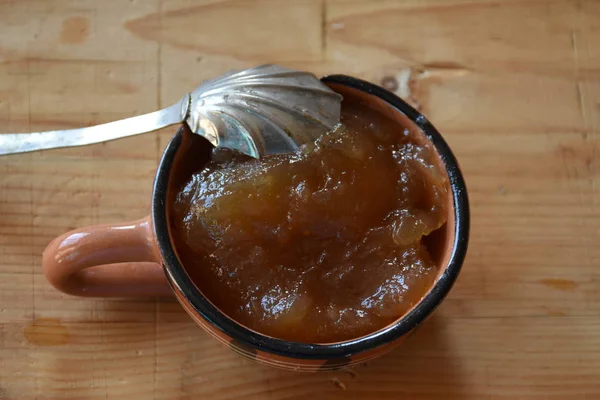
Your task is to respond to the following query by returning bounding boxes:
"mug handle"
[42,216,173,297]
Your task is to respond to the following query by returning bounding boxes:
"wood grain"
[1,0,599,398]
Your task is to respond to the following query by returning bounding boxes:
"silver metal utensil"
[0,64,342,159]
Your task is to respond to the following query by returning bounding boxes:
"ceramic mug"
[42,75,470,371]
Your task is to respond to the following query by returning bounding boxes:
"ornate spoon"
[0,64,342,159]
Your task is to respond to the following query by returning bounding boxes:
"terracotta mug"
[43,75,470,371]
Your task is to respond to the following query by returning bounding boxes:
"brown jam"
[172,100,449,343]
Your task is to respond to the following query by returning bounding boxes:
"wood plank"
[1,315,599,399]
[0,0,599,398]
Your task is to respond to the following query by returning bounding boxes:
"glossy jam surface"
[172,101,449,343]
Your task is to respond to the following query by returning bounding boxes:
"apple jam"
[172,100,449,343]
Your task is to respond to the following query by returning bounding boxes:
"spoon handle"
[0,96,188,156]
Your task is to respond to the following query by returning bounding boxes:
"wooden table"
[1,0,599,398]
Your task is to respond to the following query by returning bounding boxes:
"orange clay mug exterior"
[42,218,171,297]
[42,75,469,372]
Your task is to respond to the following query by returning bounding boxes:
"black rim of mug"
[152,74,470,360]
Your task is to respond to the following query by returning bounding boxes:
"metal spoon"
[0,64,342,159]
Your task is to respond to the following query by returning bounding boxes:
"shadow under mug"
[42,75,470,372]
